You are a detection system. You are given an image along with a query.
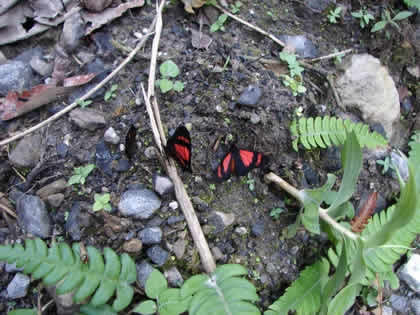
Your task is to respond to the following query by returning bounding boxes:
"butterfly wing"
[234,148,267,176]
[165,125,192,171]
[215,150,235,181]
[125,125,137,160]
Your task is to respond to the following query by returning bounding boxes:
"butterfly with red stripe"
[215,145,266,181]
[165,125,192,171]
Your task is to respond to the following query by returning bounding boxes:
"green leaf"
[327,132,362,212]
[371,21,387,32]
[132,300,157,314]
[301,174,336,234]
[320,240,348,314]
[145,269,168,299]
[180,274,209,298]
[327,283,361,315]
[159,79,173,93]
[8,309,37,315]
[158,288,191,315]
[160,60,180,78]
[68,175,82,186]
[392,10,413,21]
[79,304,117,315]
[173,81,184,92]
[266,259,329,315]
[351,11,362,18]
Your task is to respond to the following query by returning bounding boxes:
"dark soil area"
[0,0,419,314]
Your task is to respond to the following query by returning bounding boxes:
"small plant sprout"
[76,99,93,108]
[270,207,285,219]
[333,48,345,64]
[371,9,413,33]
[351,8,375,29]
[93,193,112,212]
[210,14,228,32]
[376,156,395,175]
[230,1,242,14]
[104,84,118,101]
[157,60,184,93]
[67,164,95,186]
[209,183,216,191]
[279,51,306,96]
[327,6,342,24]
[246,174,255,191]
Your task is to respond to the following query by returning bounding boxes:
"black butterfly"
[125,125,137,160]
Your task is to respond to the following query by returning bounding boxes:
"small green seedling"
[246,174,255,191]
[371,9,413,32]
[351,8,375,29]
[209,183,216,191]
[282,75,307,96]
[270,207,285,219]
[67,164,95,186]
[93,193,112,212]
[104,84,118,101]
[210,14,228,32]
[327,7,342,24]
[230,1,242,14]
[333,48,345,64]
[76,99,93,108]
[157,60,184,93]
[376,156,394,174]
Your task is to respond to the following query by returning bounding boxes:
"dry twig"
[142,1,216,273]
[0,17,158,147]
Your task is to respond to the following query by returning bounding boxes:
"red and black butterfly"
[215,145,266,181]
[165,125,192,171]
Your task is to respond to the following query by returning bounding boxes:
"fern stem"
[264,172,359,240]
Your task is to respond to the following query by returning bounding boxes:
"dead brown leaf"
[82,0,145,34]
[80,0,113,13]
[0,74,95,121]
[263,62,288,77]
[181,0,207,13]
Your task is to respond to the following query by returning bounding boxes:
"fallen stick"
[142,0,216,273]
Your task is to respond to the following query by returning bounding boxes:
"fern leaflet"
[0,239,137,312]
[291,116,388,151]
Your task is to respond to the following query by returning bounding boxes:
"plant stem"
[264,172,359,240]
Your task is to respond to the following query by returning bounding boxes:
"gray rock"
[213,211,235,228]
[8,134,42,168]
[104,127,120,144]
[30,55,53,76]
[164,267,184,287]
[173,239,187,259]
[17,194,51,238]
[391,150,409,181]
[211,246,224,261]
[382,306,393,315]
[305,0,335,13]
[7,273,30,299]
[398,254,420,292]
[36,179,67,200]
[136,260,154,288]
[251,220,265,237]
[5,262,23,273]
[145,146,158,159]
[122,239,142,253]
[61,11,85,53]
[167,215,184,225]
[235,226,248,235]
[65,202,81,241]
[139,227,162,245]
[0,61,33,95]
[390,294,409,313]
[250,113,261,124]
[335,54,400,140]
[118,189,161,219]
[69,108,106,131]
[237,85,262,107]
[47,193,65,208]
[411,298,420,315]
[278,35,318,58]
[153,174,174,196]
[147,245,169,266]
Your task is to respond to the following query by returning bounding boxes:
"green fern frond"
[265,259,330,315]
[408,130,420,163]
[180,264,260,315]
[0,239,137,312]
[404,0,420,9]
[291,116,388,151]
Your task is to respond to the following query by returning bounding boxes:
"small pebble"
[147,245,169,266]
[104,127,120,144]
[169,201,178,210]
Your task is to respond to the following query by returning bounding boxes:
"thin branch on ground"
[0,202,17,219]
[214,3,285,47]
[264,172,359,241]
[0,17,158,148]
[142,0,216,273]
[307,48,353,62]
